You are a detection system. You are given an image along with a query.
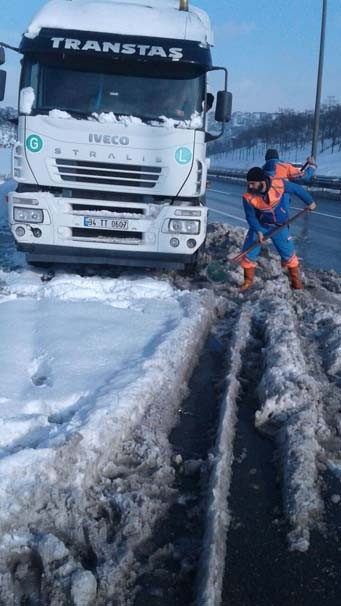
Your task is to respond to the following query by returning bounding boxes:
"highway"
[207,179,341,274]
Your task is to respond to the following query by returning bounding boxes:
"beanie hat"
[246,167,267,182]
[265,148,279,160]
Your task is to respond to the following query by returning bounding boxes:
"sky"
[0,0,340,113]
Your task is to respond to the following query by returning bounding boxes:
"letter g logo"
[26,135,43,153]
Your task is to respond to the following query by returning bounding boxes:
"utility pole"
[312,0,327,159]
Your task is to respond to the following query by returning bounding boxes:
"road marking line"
[291,206,341,220]
[208,207,247,224]
[210,189,234,195]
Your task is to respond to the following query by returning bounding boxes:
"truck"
[0,0,231,269]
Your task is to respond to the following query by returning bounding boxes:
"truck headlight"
[168,219,200,235]
[14,207,44,224]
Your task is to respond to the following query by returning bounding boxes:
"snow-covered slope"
[210,143,341,177]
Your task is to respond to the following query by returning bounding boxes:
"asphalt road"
[207,179,341,274]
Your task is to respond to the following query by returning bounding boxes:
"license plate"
[83,217,129,230]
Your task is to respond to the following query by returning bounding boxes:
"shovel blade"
[206,261,229,283]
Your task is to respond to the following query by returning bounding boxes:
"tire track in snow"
[197,306,252,606]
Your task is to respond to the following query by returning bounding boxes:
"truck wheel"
[184,261,197,276]
[184,244,205,276]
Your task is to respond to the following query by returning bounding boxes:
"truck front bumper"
[18,243,201,269]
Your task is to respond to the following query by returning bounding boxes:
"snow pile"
[0,269,177,309]
[44,110,203,129]
[49,109,73,119]
[202,224,341,550]
[256,297,323,551]
[155,111,204,130]
[25,0,212,45]
[19,87,35,115]
[93,112,144,126]
[93,111,203,129]
[0,268,219,604]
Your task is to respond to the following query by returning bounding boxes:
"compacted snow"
[193,224,341,606]
[0,262,219,604]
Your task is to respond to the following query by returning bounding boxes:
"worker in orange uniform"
[263,148,316,182]
[240,167,316,292]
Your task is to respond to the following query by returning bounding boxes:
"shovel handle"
[230,208,308,264]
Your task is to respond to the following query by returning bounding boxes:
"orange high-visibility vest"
[273,161,303,180]
[243,178,285,211]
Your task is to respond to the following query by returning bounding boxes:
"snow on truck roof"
[25,0,213,45]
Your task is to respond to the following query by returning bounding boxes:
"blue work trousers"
[241,226,298,267]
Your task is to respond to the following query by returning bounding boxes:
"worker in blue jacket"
[263,148,317,182]
[240,167,316,291]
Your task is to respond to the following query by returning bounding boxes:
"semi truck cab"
[1,0,231,269]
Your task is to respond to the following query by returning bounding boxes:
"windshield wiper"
[66,109,100,122]
[138,115,169,124]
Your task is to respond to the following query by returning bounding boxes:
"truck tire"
[184,244,205,276]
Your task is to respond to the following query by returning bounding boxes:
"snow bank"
[0,268,219,603]
[256,297,323,551]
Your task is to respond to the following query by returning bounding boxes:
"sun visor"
[20,28,212,68]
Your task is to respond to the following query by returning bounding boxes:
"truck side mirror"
[215,90,232,123]
[0,70,6,101]
[0,47,5,66]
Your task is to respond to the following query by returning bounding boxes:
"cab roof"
[25,0,213,46]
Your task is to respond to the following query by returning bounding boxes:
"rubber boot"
[240,267,255,292]
[288,266,303,289]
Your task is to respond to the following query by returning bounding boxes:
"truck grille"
[72,204,144,215]
[72,228,143,242]
[55,159,162,188]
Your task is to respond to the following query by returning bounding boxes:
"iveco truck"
[1,0,231,269]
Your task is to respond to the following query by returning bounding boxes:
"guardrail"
[208,168,341,193]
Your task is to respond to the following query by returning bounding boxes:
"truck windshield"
[23,59,205,124]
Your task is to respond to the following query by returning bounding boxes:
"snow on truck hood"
[25,0,213,45]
